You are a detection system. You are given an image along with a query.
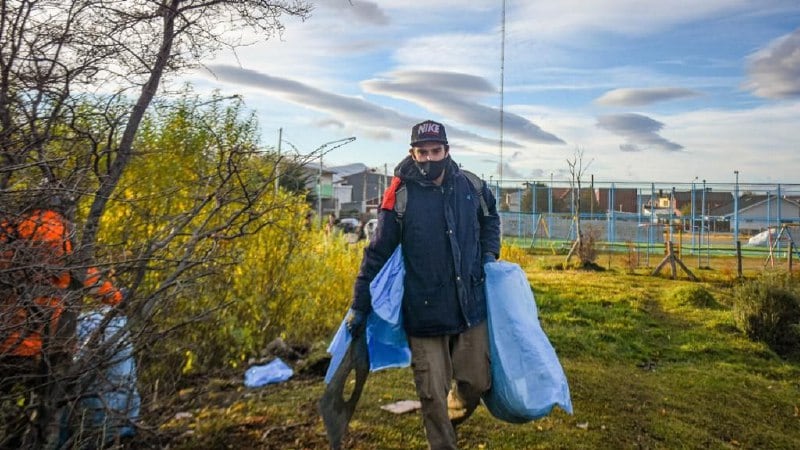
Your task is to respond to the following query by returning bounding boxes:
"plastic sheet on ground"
[244,358,294,388]
[380,399,422,414]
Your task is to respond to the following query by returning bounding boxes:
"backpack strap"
[461,170,490,217]
[393,185,408,219]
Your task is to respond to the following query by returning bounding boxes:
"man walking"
[348,120,501,449]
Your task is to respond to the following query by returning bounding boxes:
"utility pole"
[734,170,740,245]
[590,174,594,219]
[701,179,707,268]
[275,128,282,196]
[312,137,357,226]
[362,169,368,213]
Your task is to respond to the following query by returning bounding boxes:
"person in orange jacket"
[0,207,123,360]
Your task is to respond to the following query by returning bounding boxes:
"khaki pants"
[408,321,491,450]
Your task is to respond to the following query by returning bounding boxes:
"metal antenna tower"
[499,0,506,185]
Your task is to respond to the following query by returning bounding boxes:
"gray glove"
[346,309,367,338]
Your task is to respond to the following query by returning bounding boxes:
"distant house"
[333,184,353,216]
[709,194,800,233]
[641,192,680,220]
[637,188,734,223]
[507,185,600,214]
[497,187,524,212]
[598,187,638,214]
[329,163,392,217]
[298,162,339,216]
[497,185,570,214]
[673,189,732,215]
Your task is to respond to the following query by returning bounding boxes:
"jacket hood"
[394,155,460,186]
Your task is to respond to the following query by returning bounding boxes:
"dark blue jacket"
[351,156,501,337]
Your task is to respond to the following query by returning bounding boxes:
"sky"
[185,0,800,186]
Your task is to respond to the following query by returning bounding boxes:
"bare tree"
[0,1,312,447]
[564,147,595,267]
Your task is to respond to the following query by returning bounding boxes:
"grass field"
[153,249,800,450]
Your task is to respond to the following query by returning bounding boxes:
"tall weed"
[500,244,534,267]
[578,225,599,265]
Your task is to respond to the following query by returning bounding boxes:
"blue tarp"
[481,261,573,422]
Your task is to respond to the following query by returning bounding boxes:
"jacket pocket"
[403,284,451,330]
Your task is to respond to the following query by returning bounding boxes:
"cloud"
[314,118,345,129]
[348,1,391,25]
[192,2,800,184]
[497,161,524,179]
[509,1,759,40]
[744,28,800,99]
[526,168,549,179]
[203,64,508,152]
[392,33,501,79]
[619,143,644,152]
[362,70,566,146]
[317,0,390,25]
[595,87,702,106]
[206,64,399,120]
[596,113,683,152]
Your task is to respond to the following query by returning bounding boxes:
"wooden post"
[652,240,698,281]
[668,241,677,279]
[736,241,743,279]
[652,242,672,277]
[789,242,794,272]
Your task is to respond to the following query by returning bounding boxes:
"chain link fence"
[491,179,800,270]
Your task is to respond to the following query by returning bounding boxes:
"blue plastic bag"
[325,245,411,383]
[370,245,405,325]
[482,261,573,423]
[365,245,410,371]
[244,358,294,387]
[76,309,141,439]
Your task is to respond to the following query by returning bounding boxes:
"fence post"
[789,242,794,273]
[736,241,743,279]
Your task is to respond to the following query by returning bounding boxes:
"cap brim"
[410,139,448,146]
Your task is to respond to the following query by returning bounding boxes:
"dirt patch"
[130,371,332,449]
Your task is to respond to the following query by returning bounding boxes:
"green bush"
[732,272,800,357]
[98,93,363,390]
[667,284,718,308]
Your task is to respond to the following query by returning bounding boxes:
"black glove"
[483,252,497,264]
[346,309,367,338]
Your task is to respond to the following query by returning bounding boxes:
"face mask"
[415,155,449,181]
